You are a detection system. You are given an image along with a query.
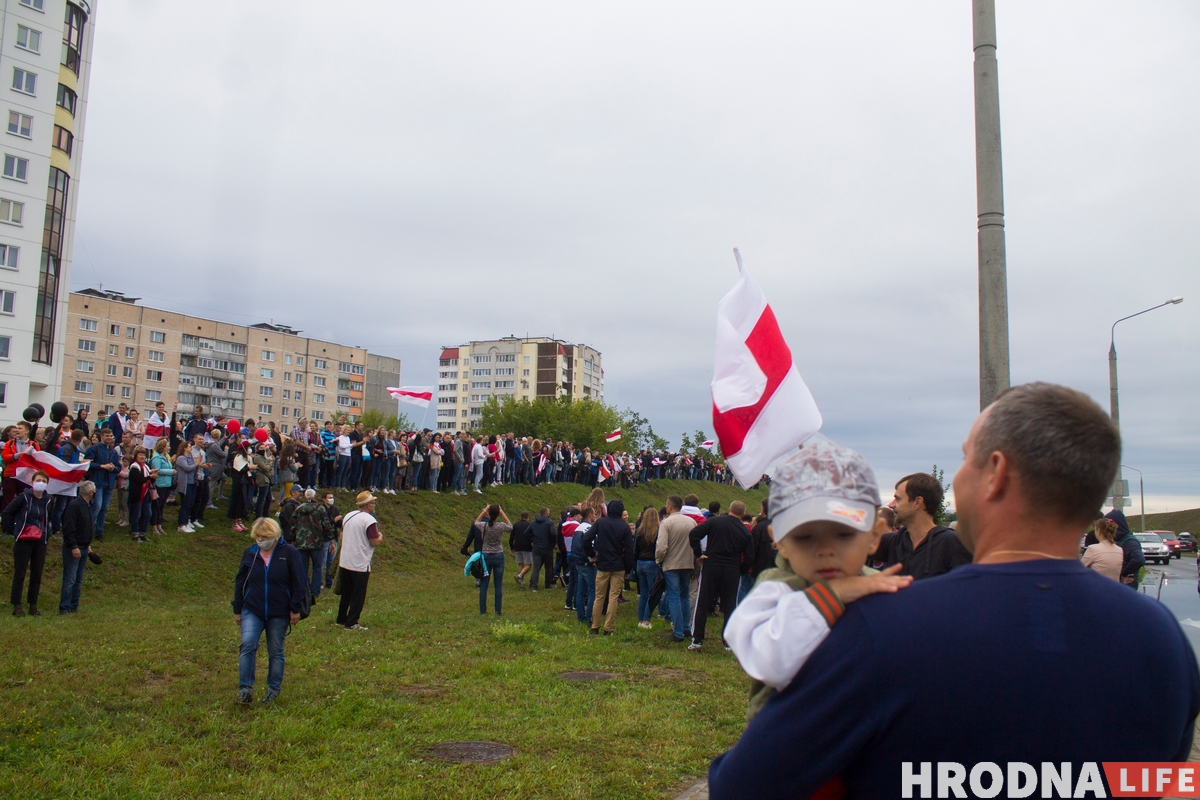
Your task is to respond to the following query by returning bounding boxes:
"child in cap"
[725,437,912,723]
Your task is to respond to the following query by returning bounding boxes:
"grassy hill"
[1143,507,1200,535]
[0,479,765,799]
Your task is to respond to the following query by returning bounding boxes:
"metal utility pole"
[973,0,1010,410]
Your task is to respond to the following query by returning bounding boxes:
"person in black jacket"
[3,470,52,616]
[508,511,533,586]
[59,482,96,614]
[528,508,557,591]
[1105,509,1145,589]
[743,499,774,603]
[232,517,307,704]
[871,473,972,580]
[586,500,635,635]
[688,500,751,650]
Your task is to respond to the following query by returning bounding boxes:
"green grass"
[1143,507,1200,535]
[0,480,764,799]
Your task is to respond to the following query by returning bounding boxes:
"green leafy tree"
[478,396,645,452]
[931,464,951,526]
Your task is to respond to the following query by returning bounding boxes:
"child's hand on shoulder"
[826,564,913,604]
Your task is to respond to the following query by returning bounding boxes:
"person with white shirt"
[337,491,383,630]
[470,436,488,494]
[333,426,353,491]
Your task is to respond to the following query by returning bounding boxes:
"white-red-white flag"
[142,411,167,452]
[598,460,612,481]
[15,450,89,496]
[387,386,434,408]
[697,440,715,450]
[604,428,621,443]
[711,249,821,486]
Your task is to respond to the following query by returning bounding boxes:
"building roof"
[250,322,301,336]
[440,347,461,360]
[75,287,140,304]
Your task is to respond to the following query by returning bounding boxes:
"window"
[313,376,325,387]
[284,354,292,365]
[75,359,93,372]
[294,374,303,385]
[51,125,71,156]
[77,318,98,332]
[0,290,15,315]
[473,355,492,364]
[438,396,456,404]
[439,370,456,379]
[105,364,115,376]
[293,391,302,402]
[77,338,95,351]
[437,409,456,417]
[56,84,75,116]
[150,331,165,343]
[259,404,272,415]
[295,357,303,367]
[336,395,350,406]
[470,381,491,389]
[12,68,35,95]
[147,350,164,363]
[19,0,44,11]
[438,383,457,392]
[470,395,480,402]
[283,372,291,382]
[146,370,162,382]
[126,327,135,338]
[2,155,27,181]
[311,411,324,421]
[523,356,530,363]
[522,369,529,377]
[72,402,89,413]
[104,385,113,396]
[0,198,23,224]
[262,350,275,361]
[495,381,515,389]
[121,366,133,378]
[15,26,41,53]
[282,389,291,400]
[338,362,364,375]
[496,367,514,376]
[123,346,134,358]
[472,369,491,376]
[0,244,17,269]
[106,344,117,356]
[0,335,8,359]
[73,380,92,393]
[313,359,327,369]
[462,409,468,418]
[144,390,161,402]
[6,112,30,138]
[259,386,273,397]
[260,368,274,379]
[281,407,290,417]
[120,386,130,399]
[312,393,325,404]
[497,354,516,363]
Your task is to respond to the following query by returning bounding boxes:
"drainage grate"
[428,741,514,764]
[561,671,617,682]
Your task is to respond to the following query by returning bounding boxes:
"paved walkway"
[675,781,707,800]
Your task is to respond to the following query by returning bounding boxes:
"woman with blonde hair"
[634,506,661,629]
[232,516,305,705]
[585,487,606,521]
[1082,518,1124,581]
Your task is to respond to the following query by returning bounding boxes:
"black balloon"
[21,406,40,422]
[49,401,69,423]
[30,403,44,418]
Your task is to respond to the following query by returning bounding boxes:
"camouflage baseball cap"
[768,436,880,540]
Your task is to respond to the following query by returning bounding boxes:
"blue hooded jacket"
[1105,509,1145,588]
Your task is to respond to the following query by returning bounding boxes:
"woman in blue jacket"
[231,517,306,704]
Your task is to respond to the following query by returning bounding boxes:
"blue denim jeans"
[664,568,692,639]
[737,573,755,605]
[370,457,387,490]
[478,553,505,614]
[91,486,113,535]
[334,455,351,488]
[128,497,150,535]
[635,559,660,622]
[253,485,272,519]
[239,612,288,693]
[324,540,338,586]
[178,484,197,526]
[59,544,86,613]
[427,467,440,491]
[410,461,425,490]
[452,462,464,493]
[572,557,596,623]
[473,465,484,491]
[297,547,326,600]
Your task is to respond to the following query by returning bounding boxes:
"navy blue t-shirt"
[709,560,1200,798]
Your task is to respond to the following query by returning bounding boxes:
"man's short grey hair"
[975,382,1120,525]
[304,488,316,500]
[77,480,95,496]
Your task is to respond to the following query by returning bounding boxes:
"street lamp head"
[1169,296,1183,305]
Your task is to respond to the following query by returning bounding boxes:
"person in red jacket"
[2,422,39,509]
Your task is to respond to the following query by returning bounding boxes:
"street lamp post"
[1121,464,1145,533]
[1108,297,1183,509]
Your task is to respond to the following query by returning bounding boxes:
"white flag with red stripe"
[15,450,89,496]
[598,459,612,481]
[711,250,821,487]
[387,386,434,408]
[142,411,167,451]
[697,440,715,450]
[604,428,621,443]
[537,453,547,475]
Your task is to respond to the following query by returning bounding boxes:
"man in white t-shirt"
[336,491,382,630]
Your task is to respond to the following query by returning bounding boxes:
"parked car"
[1135,532,1172,565]
[1179,533,1197,554]
[1151,531,1183,559]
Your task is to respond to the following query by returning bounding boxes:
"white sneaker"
[178,525,194,533]
[638,621,651,629]
[191,520,205,529]
[687,641,702,651]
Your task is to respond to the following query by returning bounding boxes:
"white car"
[1135,532,1171,565]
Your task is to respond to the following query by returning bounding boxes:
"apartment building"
[436,336,603,431]
[59,289,400,424]
[365,353,401,417]
[0,0,96,415]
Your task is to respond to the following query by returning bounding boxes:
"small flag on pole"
[387,386,434,408]
[15,450,89,496]
[605,428,621,443]
[711,249,822,486]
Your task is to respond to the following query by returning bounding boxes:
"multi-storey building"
[436,336,603,431]
[59,289,401,425]
[364,353,401,418]
[0,0,95,415]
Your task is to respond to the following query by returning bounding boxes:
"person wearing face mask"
[3,469,53,616]
[231,517,306,705]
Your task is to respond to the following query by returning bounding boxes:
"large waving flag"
[15,450,89,496]
[142,411,167,452]
[604,428,621,443]
[697,440,715,450]
[711,249,822,487]
[387,386,434,408]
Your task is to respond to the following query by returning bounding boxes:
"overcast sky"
[71,1,1199,511]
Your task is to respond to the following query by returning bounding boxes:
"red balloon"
[254,428,269,443]
[226,419,242,435]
